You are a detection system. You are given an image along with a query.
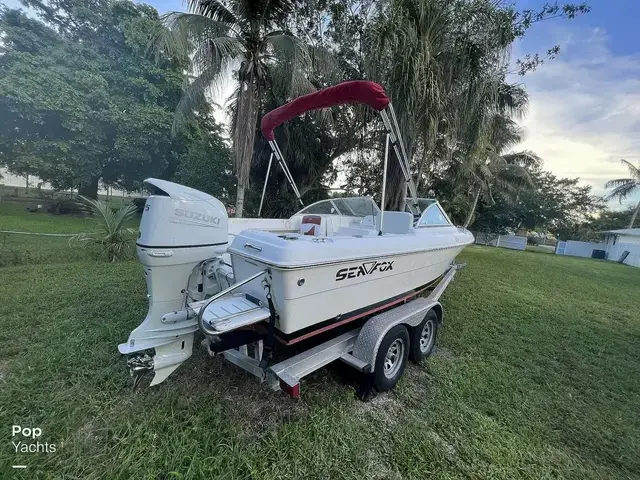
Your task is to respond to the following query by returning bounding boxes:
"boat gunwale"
[229,238,473,270]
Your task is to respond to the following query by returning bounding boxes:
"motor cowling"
[137,178,228,248]
[120,179,231,386]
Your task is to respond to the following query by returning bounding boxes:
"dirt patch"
[364,449,404,480]
[397,365,434,406]
[426,430,457,459]
[166,341,310,437]
[217,374,308,437]
[432,346,456,361]
[353,391,404,430]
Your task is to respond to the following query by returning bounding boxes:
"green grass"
[0,202,140,266]
[526,244,555,254]
[0,202,99,233]
[1,244,639,479]
[0,184,134,206]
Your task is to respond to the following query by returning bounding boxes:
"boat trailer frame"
[206,263,463,399]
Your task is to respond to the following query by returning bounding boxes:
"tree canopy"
[0,1,208,198]
[1,0,599,234]
[471,167,604,237]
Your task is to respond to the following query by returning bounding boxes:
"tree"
[578,207,637,240]
[153,0,331,217]
[459,114,541,227]
[173,115,235,204]
[0,2,187,198]
[604,160,640,228]
[471,167,604,237]
[359,0,588,211]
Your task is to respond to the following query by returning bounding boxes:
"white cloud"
[513,25,640,209]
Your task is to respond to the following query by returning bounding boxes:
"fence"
[555,240,640,267]
[474,233,527,251]
[555,240,606,258]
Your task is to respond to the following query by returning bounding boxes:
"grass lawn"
[526,244,556,254]
[0,202,99,234]
[1,239,639,479]
[0,202,139,266]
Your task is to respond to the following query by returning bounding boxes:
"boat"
[119,80,474,385]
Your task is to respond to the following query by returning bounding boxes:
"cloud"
[513,25,640,208]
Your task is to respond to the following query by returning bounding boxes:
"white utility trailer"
[200,263,463,400]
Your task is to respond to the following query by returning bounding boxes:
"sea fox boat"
[119,80,474,385]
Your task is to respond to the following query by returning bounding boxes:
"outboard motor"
[119,178,229,385]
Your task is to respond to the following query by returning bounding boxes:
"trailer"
[199,263,463,400]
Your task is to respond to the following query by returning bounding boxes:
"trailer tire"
[409,309,438,363]
[373,325,410,392]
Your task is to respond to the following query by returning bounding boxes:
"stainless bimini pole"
[267,140,304,207]
[379,133,390,235]
[258,153,274,217]
[379,105,419,207]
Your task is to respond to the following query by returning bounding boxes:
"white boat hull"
[232,243,466,334]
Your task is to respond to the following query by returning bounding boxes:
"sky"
[2,0,639,210]
[509,0,640,208]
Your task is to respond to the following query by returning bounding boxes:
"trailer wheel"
[374,325,410,392]
[409,309,438,363]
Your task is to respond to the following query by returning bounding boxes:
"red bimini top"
[260,80,389,141]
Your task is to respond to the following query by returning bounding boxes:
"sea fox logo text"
[174,208,220,225]
[335,261,394,281]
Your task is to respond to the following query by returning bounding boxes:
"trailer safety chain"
[259,283,278,370]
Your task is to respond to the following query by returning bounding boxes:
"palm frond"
[185,0,238,24]
[233,0,296,27]
[620,159,640,179]
[262,33,312,95]
[172,35,243,133]
[151,12,236,61]
[496,82,529,118]
[308,45,342,83]
[604,181,639,202]
[501,150,541,168]
[72,197,138,262]
[604,178,635,189]
[492,165,534,193]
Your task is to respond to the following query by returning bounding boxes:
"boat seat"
[377,211,413,234]
[300,215,326,236]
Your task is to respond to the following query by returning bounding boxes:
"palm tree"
[460,114,541,227]
[605,160,640,228]
[364,0,531,210]
[153,0,323,217]
[364,0,451,209]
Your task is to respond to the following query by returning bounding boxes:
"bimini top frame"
[258,80,419,221]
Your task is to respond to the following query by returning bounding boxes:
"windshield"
[405,198,436,215]
[295,197,380,218]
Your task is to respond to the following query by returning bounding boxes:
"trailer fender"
[351,298,442,372]
[431,303,443,325]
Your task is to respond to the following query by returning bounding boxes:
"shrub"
[47,197,84,215]
[71,196,137,262]
[527,234,541,246]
